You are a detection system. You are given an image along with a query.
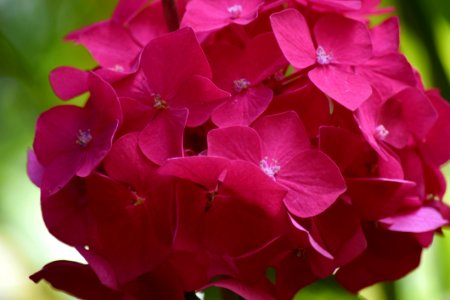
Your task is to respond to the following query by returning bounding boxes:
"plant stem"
[161,0,180,32]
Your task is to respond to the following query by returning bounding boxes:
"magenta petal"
[126,2,167,46]
[171,75,230,127]
[242,32,288,83]
[371,17,400,56]
[30,261,122,300]
[181,0,233,32]
[421,90,450,166]
[202,160,287,256]
[289,216,333,259]
[84,173,173,284]
[270,9,315,69]
[34,105,85,165]
[104,133,158,192]
[139,108,188,165]
[182,0,263,32]
[308,0,362,11]
[212,85,273,127]
[112,0,146,23]
[253,111,310,166]
[159,156,230,191]
[141,28,211,99]
[381,88,438,148]
[208,126,262,164]
[346,178,416,220]
[41,177,88,247]
[69,21,140,69]
[380,207,448,233]
[41,155,83,197]
[309,66,372,110]
[279,150,346,218]
[314,14,372,65]
[358,54,416,100]
[336,226,422,293]
[27,149,44,187]
[49,67,89,100]
[310,200,367,266]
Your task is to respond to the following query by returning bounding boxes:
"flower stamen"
[233,78,251,93]
[316,46,332,65]
[374,124,389,140]
[228,4,242,19]
[76,129,92,147]
[260,156,281,180]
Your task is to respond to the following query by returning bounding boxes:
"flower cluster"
[29,0,450,299]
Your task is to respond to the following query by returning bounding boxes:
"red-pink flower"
[208,111,346,218]
[33,74,121,196]
[206,32,286,127]
[271,8,373,110]
[181,0,265,33]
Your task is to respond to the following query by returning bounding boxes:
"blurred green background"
[0,0,449,299]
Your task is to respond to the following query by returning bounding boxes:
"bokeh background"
[0,0,449,299]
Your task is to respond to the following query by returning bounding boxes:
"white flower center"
[153,94,168,110]
[76,129,92,147]
[260,157,281,180]
[374,124,389,140]
[233,78,251,93]
[228,4,242,19]
[316,46,332,65]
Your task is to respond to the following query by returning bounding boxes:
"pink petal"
[314,14,372,65]
[242,32,288,83]
[104,133,159,193]
[159,156,230,191]
[68,21,141,70]
[346,178,417,220]
[225,160,288,219]
[181,0,234,32]
[380,207,448,233]
[212,85,273,127]
[141,27,211,99]
[308,0,362,11]
[139,108,188,165]
[171,75,230,127]
[309,66,372,110]
[358,54,416,100]
[41,177,88,246]
[421,90,450,166]
[310,200,366,266]
[126,1,167,46]
[33,105,85,166]
[289,216,333,259]
[266,83,331,137]
[30,261,122,300]
[182,0,263,32]
[253,111,310,166]
[41,155,82,197]
[270,9,316,69]
[381,88,437,148]
[27,149,44,187]
[49,67,89,100]
[203,160,287,256]
[279,150,346,218]
[207,126,262,164]
[336,226,422,293]
[84,173,174,284]
[370,17,399,56]
[112,0,146,23]
[318,126,368,172]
